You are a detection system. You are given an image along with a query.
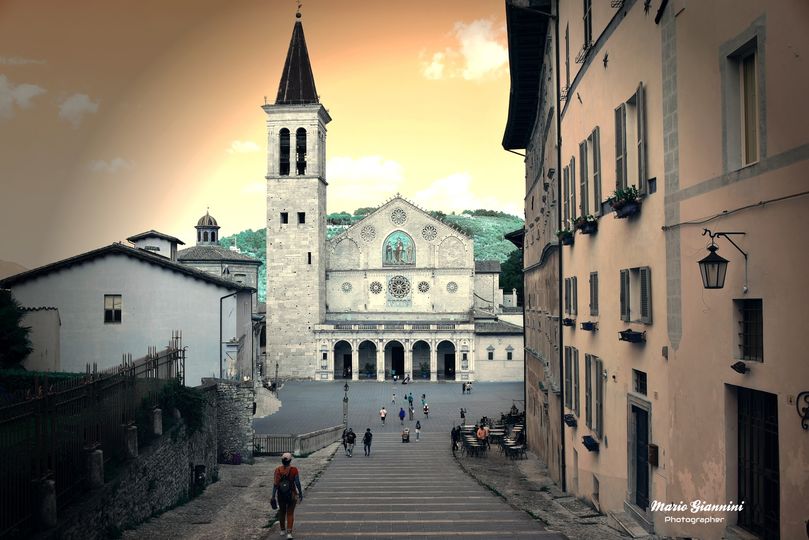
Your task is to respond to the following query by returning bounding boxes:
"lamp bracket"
[702,229,749,293]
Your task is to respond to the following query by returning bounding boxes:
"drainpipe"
[220,290,238,379]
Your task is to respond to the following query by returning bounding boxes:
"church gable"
[327,196,473,270]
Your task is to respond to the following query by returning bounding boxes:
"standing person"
[423,403,429,419]
[462,382,466,395]
[363,428,373,456]
[398,407,406,425]
[451,426,459,453]
[408,392,414,405]
[391,391,396,403]
[421,393,426,407]
[415,420,421,441]
[345,428,357,457]
[460,407,466,423]
[380,406,387,425]
[271,453,304,540]
[408,405,414,421]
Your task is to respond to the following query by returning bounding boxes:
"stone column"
[152,408,163,436]
[86,449,104,489]
[351,341,359,381]
[404,346,413,380]
[124,424,138,460]
[376,346,384,382]
[327,345,335,381]
[430,343,438,382]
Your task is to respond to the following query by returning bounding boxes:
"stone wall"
[211,379,255,463]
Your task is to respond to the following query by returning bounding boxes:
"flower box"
[564,414,578,427]
[614,200,640,218]
[582,435,599,452]
[562,318,576,327]
[608,186,642,219]
[580,321,597,331]
[573,215,598,235]
[557,230,574,245]
[619,329,646,343]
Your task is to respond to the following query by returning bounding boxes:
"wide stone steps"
[293,434,565,539]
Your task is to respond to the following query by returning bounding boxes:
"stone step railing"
[254,425,343,457]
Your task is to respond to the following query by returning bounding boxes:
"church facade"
[264,13,521,382]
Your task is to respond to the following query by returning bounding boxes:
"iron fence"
[0,332,184,538]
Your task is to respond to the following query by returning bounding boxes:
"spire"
[275,12,319,105]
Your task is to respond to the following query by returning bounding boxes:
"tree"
[499,249,524,306]
[353,207,377,216]
[0,290,32,368]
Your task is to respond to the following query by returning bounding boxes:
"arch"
[358,340,377,379]
[334,340,352,379]
[412,340,431,380]
[329,238,360,270]
[436,340,457,381]
[212,232,217,243]
[438,236,465,267]
[382,230,416,266]
[279,128,290,176]
[203,231,209,242]
[197,231,201,242]
[295,128,307,175]
[384,340,405,381]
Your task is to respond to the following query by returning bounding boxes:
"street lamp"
[698,229,748,292]
[342,382,350,427]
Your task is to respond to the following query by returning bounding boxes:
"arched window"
[296,128,307,175]
[197,231,201,242]
[279,128,290,176]
[204,231,209,242]
[212,232,216,242]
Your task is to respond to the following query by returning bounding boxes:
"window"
[298,212,306,224]
[589,272,599,316]
[487,346,495,361]
[736,299,763,361]
[295,128,307,175]
[573,349,580,415]
[564,347,573,409]
[614,83,647,193]
[579,140,589,217]
[564,276,578,316]
[104,294,122,324]
[307,252,312,265]
[633,369,647,395]
[280,212,289,224]
[588,128,602,214]
[203,231,209,242]
[562,166,570,225]
[506,346,514,361]
[619,266,652,324]
[585,354,604,437]
[569,157,577,226]
[279,128,290,176]
[583,0,593,48]
[741,51,758,164]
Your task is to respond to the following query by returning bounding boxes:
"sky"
[0,0,525,269]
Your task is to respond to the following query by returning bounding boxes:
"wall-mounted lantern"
[698,229,748,292]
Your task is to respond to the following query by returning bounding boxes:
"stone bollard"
[153,408,163,436]
[124,424,138,459]
[86,449,104,489]
[37,478,57,530]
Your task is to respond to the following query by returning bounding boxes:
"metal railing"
[254,425,343,457]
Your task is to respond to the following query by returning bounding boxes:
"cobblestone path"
[293,433,566,539]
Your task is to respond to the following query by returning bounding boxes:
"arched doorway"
[384,340,405,380]
[358,340,377,379]
[412,341,431,380]
[334,341,352,379]
[437,340,456,381]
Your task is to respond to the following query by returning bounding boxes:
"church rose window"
[390,207,407,225]
[370,281,383,294]
[418,281,430,293]
[447,281,458,293]
[360,225,376,242]
[388,276,411,298]
[422,225,437,241]
[341,282,352,293]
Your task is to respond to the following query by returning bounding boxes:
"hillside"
[221,209,524,302]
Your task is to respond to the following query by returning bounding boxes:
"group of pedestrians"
[342,427,374,457]
[461,382,473,394]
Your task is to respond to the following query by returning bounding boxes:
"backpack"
[346,431,356,444]
[363,432,372,444]
[278,468,293,503]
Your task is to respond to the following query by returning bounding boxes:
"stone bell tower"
[263,10,330,378]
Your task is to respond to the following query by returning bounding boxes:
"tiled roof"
[276,18,319,105]
[177,245,261,264]
[475,319,524,335]
[126,230,185,245]
[475,260,502,273]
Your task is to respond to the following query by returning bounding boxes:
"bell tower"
[264,10,330,378]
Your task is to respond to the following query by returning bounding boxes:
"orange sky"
[0,0,524,268]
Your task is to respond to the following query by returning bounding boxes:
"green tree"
[0,290,32,368]
[499,249,524,305]
[353,207,377,216]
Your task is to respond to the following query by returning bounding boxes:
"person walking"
[459,407,466,423]
[398,407,406,425]
[423,403,429,419]
[363,428,373,456]
[415,420,421,441]
[380,406,387,425]
[461,382,466,395]
[271,452,304,539]
[392,391,396,403]
[451,426,459,453]
[345,428,357,457]
[408,405,415,421]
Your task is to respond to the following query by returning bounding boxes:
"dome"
[196,211,219,228]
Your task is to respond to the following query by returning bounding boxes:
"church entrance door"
[384,341,405,380]
[443,353,456,380]
[334,341,352,380]
[436,340,456,381]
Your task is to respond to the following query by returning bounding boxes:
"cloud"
[228,140,261,154]
[0,75,46,119]
[421,19,508,81]
[327,156,405,206]
[59,93,98,128]
[88,158,133,174]
[412,172,522,216]
[0,57,46,65]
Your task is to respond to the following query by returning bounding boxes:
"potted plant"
[557,229,574,246]
[618,329,646,343]
[563,414,578,427]
[582,435,600,452]
[580,321,597,331]
[573,215,598,235]
[562,317,576,327]
[608,185,641,218]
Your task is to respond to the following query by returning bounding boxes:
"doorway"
[384,341,404,380]
[631,405,650,510]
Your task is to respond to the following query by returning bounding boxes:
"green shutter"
[595,358,604,438]
[570,157,577,221]
[593,127,602,215]
[620,269,630,321]
[572,276,578,316]
[563,166,570,226]
[579,141,589,216]
[573,349,580,416]
[564,347,572,409]
[636,83,647,194]
[585,354,592,429]
[640,266,652,324]
[615,104,627,190]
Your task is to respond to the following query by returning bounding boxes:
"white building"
[264,13,522,382]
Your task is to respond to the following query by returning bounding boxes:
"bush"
[158,381,207,434]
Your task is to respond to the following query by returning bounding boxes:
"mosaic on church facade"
[382,231,415,266]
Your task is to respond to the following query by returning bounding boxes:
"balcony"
[315,322,473,333]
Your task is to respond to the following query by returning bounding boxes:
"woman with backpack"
[271,453,304,539]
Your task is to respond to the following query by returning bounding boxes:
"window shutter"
[585,354,592,429]
[573,349,580,416]
[620,269,630,321]
[593,127,602,215]
[636,83,647,194]
[564,347,572,409]
[572,276,578,316]
[564,278,570,314]
[640,266,652,324]
[588,272,593,314]
[591,271,599,316]
[563,166,570,226]
[595,357,604,438]
[615,104,627,190]
[579,141,589,216]
[570,157,577,222]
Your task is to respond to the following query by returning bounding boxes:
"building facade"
[505,0,809,538]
